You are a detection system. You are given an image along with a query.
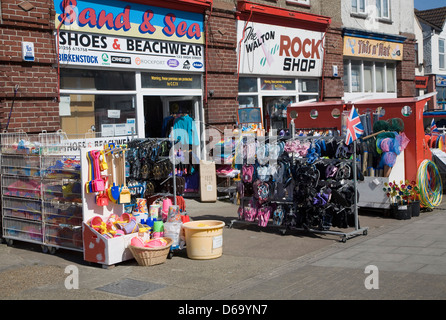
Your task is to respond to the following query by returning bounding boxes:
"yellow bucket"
[182,220,225,260]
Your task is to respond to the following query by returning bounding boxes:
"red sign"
[415,76,428,89]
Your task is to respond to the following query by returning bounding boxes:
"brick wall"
[0,0,60,133]
[397,33,416,99]
[322,23,343,100]
[204,7,239,132]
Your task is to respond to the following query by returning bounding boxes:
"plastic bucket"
[182,220,225,260]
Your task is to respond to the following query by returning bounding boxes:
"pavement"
[1,197,446,304]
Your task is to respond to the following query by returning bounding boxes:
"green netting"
[387,118,404,132]
[373,120,389,133]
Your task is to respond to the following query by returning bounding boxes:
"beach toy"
[99,150,108,171]
[90,150,105,192]
[162,198,172,214]
[145,238,168,248]
[167,205,181,222]
[106,147,120,202]
[152,220,164,238]
[116,218,139,234]
[118,150,131,204]
[131,236,145,247]
[149,204,161,219]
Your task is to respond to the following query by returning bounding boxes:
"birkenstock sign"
[237,20,325,77]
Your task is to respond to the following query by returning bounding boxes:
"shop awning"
[127,0,213,13]
[236,0,331,32]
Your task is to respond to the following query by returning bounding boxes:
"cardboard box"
[199,160,217,202]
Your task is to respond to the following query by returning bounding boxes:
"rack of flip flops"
[230,132,369,242]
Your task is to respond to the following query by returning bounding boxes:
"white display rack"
[0,131,83,254]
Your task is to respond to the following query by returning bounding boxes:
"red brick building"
[0,0,416,139]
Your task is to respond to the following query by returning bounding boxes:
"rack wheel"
[363,229,368,236]
[6,239,13,247]
[48,247,57,255]
[280,229,286,235]
[41,245,48,253]
[340,236,347,243]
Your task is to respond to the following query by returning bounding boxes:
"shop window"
[438,87,446,109]
[238,76,318,130]
[344,59,396,95]
[364,61,373,93]
[60,69,137,137]
[343,64,350,92]
[60,94,136,137]
[351,60,362,92]
[141,73,201,89]
[375,62,385,92]
[60,69,135,90]
[440,39,445,69]
[238,95,258,108]
[239,77,258,92]
[386,63,396,93]
[299,79,318,92]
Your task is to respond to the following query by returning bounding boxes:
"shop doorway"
[262,96,294,131]
[143,96,203,159]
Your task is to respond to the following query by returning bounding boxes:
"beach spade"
[106,150,120,202]
[118,149,131,204]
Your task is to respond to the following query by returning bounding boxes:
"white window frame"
[351,0,366,14]
[343,59,396,98]
[286,0,310,6]
[440,38,445,70]
[376,0,390,19]
[238,77,319,129]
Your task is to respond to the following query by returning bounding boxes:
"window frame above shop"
[342,58,396,98]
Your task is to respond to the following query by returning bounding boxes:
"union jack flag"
[345,106,364,145]
[431,118,439,133]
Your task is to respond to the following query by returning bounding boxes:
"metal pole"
[171,127,177,206]
[353,138,358,230]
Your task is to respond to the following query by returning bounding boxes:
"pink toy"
[114,230,124,237]
[145,238,167,248]
[162,198,172,214]
[131,236,145,247]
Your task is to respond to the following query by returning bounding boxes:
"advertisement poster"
[237,20,325,77]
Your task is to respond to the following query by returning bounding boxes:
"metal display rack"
[1,131,83,253]
[230,135,368,242]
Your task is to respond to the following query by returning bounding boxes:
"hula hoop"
[417,160,443,208]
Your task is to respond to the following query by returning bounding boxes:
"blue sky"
[414,0,446,10]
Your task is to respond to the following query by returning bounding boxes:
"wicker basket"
[129,237,173,266]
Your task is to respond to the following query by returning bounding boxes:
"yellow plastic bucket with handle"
[182,220,225,260]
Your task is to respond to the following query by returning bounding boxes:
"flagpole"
[353,138,358,231]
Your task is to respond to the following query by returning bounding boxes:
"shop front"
[342,29,405,102]
[55,0,209,157]
[235,1,330,133]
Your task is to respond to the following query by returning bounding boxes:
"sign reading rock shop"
[54,0,204,71]
[237,21,325,77]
